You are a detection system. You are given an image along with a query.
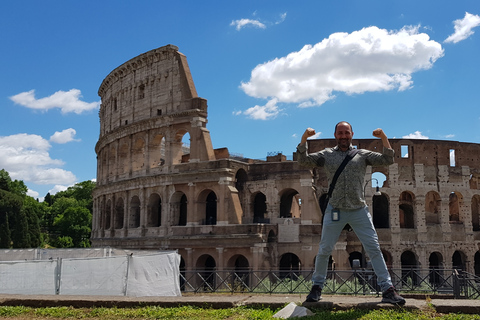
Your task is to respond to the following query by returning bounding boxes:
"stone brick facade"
[92,45,480,276]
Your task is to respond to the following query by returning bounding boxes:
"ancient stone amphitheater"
[91,45,480,278]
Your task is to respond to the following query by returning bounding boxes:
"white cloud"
[241,98,281,120]
[444,134,455,139]
[240,25,444,114]
[230,19,266,31]
[0,133,77,186]
[48,184,70,195]
[276,12,287,25]
[9,89,100,114]
[444,12,480,44]
[402,131,429,139]
[308,131,322,140]
[27,189,39,199]
[50,128,79,144]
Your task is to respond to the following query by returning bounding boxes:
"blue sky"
[1,1,479,200]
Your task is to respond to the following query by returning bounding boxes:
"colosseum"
[91,44,480,279]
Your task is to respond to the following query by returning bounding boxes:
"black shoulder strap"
[327,148,359,198]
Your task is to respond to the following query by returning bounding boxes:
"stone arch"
[279,188,301,218]
[449,191,463,222]
[235,169,248,214]
[235,169,248,192]
[267,229,276,243]
[147,193,161,227]
[429,252,443,285]
[399,191,415,228]
[252,192,267,223]
[114,197,124,229]
[452,250,466,271]
[279,253,301,279]
[372,193,389,228]
[471,194,480,231]
[170,191,187,226]
[474,251,480,277]
[425,191,441,224]
[227,254,250,270]
[172,129,190,164]
[198,189,217,225]
[401,250,418,285]
[148,133,165,168]
[129,195,141,228]
[132,137,145,172]
[196,254,216,291]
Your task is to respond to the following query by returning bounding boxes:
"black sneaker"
[381,286,406,305]
[305,285,322,302]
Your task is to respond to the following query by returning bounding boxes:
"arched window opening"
[149,134,165,168]
[372,194,389,228]
[196,255,216,292]
[474,251,480,277]
[227,255,250,290]
[452,251,465,271]
[279,189,300,218]
[172,129,190,164]
[425,191,441,224]
[449,192,461,222]
[147,194,161,227]
[179,194,187,226]
[253,192,267,223]
[399,192,415,229]
[429,252,443,285]
[114,198,124,229]
[235,169,248,192]
[279,253,301,279]
[130,196,141,228]
[401,251,418,285]
[267,230,276,243]
[205,191,217,225]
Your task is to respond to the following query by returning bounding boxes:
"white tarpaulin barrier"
[0,250,181,297]
[59,255,129,296]
[0,260,57,294]
[126,253,181,297]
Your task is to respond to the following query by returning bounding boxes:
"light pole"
[361,178,382,268]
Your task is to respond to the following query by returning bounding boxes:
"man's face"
[334,123,353,151]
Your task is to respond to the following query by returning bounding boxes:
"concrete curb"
[0,294,478,314]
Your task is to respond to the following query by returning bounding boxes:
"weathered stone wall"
[92,45,480,277]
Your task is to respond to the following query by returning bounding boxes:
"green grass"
[0,305,480,320]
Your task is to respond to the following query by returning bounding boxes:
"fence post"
[452,269,461,299]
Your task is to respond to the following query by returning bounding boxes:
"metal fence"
[180,268,480,299]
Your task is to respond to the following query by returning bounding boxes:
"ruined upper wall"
[97,45,203,138]
[307,138,480,188]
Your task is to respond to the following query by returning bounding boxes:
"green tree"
[53,205,92,247]
[0,189,22,248]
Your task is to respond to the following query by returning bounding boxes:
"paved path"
[0,294,479,314]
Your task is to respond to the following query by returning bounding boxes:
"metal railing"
[180,268,480,299]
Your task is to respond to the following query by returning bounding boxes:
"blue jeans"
[312,204,393,292]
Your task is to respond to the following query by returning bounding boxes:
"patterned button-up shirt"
[296,143,394,210]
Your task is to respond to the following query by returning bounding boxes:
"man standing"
[296,121,405,305]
